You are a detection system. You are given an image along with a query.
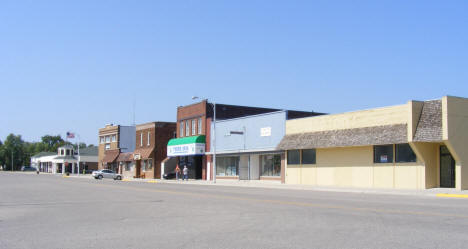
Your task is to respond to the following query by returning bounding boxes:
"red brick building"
[129,122,176,179]
[167,100,321,180]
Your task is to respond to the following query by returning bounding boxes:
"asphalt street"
[1,172,468,249]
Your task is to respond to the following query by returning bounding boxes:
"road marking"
[80,180,468,219]
[122,179,131,182]
[62,176,70,178]
[147,180,157,183]
[436,193,468,199]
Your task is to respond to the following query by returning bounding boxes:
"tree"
[41,135,65,152]
[3,134,25,171]
[0,140,5,169]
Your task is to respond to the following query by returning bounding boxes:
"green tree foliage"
[41,135,65,152]
[3,134,25,170]
[0,140,5,167]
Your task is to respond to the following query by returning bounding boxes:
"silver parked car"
[92,169,122,180]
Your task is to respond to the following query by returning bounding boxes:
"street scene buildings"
[30,96,468,190]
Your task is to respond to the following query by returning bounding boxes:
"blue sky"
[1,0,467,145]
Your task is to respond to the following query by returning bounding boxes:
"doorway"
[440,146,455,188]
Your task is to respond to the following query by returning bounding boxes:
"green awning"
[167,135,206,146]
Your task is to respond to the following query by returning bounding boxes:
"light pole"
[11,150,13,172]
[192,96,216,183]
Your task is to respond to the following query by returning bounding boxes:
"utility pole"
[11,150,13,171]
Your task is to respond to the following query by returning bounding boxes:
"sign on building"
[167,143,205,157]
[260,127,272,137]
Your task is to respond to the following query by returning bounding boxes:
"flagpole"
[77,134,81,176]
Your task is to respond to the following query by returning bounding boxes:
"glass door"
[440,146,455,188]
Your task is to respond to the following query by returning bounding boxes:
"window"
[111,135,116,142]
[147,159,153,170]
[125,162,133,171]
[142,160,146,171]
[374,145,393,163]
[396,144,417,163]
[180,121,184,137]
[147,132,150,146]
[261,154,281,176]
[198,118,202,134]
[100,136,104,144]
[61,149,64,155]
[216,157,239,176]
[287,150,300,165]
[105,144,110,150]
[302,149,316,164]
[66,150,70,156]
[105,136,110,143]
[140,133,143,147]
[185,120,190,137]
[192,119,196,135]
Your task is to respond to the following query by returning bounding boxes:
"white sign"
[167,143,205,157]
[260,127,271,137]
[133,154,141,160]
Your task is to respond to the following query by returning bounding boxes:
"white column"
[161,162,165,180]
[207,162,211,181]
[61,164,65,174]
[72,163,75,174]
[53,163,57,174]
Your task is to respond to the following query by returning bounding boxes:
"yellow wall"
[286,104,409,134]
[443,96,468,189]
[410,142,439,188]
[286,146,425,189]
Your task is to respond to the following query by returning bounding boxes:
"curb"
[436,193,468,199]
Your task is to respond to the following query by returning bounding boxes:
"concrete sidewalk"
[9,171,468,199]
[159,178,468,198]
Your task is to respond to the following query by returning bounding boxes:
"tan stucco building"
[278,96,468,190]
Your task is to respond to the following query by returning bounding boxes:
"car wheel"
[98,175,103,180]
[115,176,122,180]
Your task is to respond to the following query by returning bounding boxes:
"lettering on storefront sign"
[260,127,271,137]
[167,143,205,157]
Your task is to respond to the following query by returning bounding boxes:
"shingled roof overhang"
[277,124,408,150]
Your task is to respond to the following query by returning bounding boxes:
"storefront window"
[302,149,316,164]
[374,145,393,163]
[287,150,300,165]
[395,144,416,162]
[216,157,239,176]
[261,154,281,176]
[142,160,147,171]
[147,159,153,170]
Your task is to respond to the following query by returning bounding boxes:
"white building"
[31,145,98,174]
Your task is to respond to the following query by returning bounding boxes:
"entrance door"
[135,160,141,178]
[440,146,455,188]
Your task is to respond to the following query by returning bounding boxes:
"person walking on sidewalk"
[175,165,181,181]
[183,166,188,181]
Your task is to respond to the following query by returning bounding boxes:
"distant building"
[124,122,176,179]
[98,124,135,172]
[31,145,98,174]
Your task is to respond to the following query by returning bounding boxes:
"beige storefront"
[278,96,468,190]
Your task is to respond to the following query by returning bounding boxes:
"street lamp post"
[192,96,216,183]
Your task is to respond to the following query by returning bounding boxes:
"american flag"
[66,132,75,139]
